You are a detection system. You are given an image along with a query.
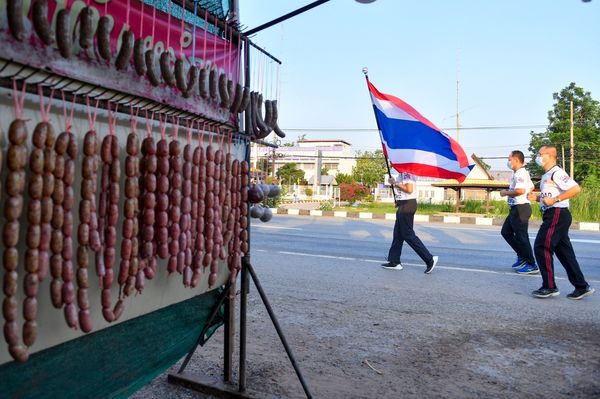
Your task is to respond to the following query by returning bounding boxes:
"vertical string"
[145,110,155,137]
[151,0,157,46]
[227,25,233,78]
[84,95,98,133]
[107,102,119,136]
[125,0,131,28]
[218,126,225,151]
[130,105,140,132]
[197,119,206,147]
[208,123,214,146]
[166,0,172,51]
[202,8,209,63]
[191,1,198,64]
[11,79,27,120]
[186,119,192,145]
[158,113,167,140]
[139,0,145,37]
[38,86,55,123]
[235,36,241,84]
[179,0,186,55]
[212,16,217,68]
[171,115,179,140]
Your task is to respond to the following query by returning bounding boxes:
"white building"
[251,139,356,184]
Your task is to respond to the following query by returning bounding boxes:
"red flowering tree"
[339,183,370,202]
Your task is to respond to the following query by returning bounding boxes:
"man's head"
[507,150,525,171]
[536,145,558,171]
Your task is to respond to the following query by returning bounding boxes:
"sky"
[238,0,600,170]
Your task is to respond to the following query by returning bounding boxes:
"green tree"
[352,150,388,188]
[527,83,600,183]
[276,162,306,185]
[334,173,355,184]
[321,167,329,176]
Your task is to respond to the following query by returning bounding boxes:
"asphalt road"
[250,215,600,286]
[135,215,600,398]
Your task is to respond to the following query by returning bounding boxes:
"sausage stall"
[0,0,293,397]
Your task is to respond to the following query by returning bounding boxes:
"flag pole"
[362,67,397,201]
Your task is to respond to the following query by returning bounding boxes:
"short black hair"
[510,150,525,163]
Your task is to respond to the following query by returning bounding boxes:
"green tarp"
[0,290,224,399]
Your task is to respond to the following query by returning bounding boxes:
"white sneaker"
[381,262,403,270]
[425,256,438,274]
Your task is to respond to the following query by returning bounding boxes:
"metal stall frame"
[164,7,313,397]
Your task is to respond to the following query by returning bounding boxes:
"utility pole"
[456,50,460,143]
[456,79,460,143]
[561,145,565,169]
[570,100,574,178]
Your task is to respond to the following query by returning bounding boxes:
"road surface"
[134,215,600,399]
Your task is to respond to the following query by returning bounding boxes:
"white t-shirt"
[393,173,417,201]
[539,165,578,211]
[508,167,534,206]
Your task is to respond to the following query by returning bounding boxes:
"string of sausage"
[100,103,125,322]
[202,126,216,279]
[121,107,141,297]
[156,114,171,265]
[49,92,77,323]
[3,80,29,362]
[207,127,225,287]
[240,159,250,255]
[191,121,206,286]
[168,117,185,275]
[181,123,194,286]
[60,111,79,330]
[138,111,157,292]
[76,96,101,333]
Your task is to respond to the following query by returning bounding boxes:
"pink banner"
[0,0,240,123]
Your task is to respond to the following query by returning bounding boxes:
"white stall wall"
[0,89,242,365]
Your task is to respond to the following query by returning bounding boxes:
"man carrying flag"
[364,71,474,274]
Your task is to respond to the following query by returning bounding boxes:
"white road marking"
[265,250,600,284]
[252,225,303,230]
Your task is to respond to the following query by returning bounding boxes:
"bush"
[339,183,370,202]
[318,200,333,211]
[304,188,313,197]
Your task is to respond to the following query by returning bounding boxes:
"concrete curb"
[270,208,600,232]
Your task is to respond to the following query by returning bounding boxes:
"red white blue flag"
[368,79,474,182]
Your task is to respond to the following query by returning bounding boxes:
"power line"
[281,124,548,132]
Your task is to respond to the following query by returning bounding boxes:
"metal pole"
[362,68,397,200]
[244,0,330,36]
[570,100,574,178]
[239,37,251,393]
[244,260,313,399]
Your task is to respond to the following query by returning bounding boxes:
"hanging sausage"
[3,80,29,362]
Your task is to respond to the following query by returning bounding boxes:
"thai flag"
[368,79,474,182]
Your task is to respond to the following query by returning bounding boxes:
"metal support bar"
[244,0,330,36]
[223,284,235,382]
[177,281,232,374]
[244,259,313,399]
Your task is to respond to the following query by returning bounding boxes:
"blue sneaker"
[511,257,526,268]
[516,263,539,275]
